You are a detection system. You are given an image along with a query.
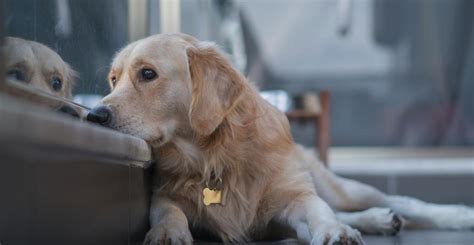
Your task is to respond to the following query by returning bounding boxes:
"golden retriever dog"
[87,33,474,244]
[2,37,75,98]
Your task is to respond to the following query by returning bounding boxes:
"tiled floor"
[197,230,474,244]
[363,230,474,245]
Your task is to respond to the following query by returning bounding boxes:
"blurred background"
[5,0,474,148]
[1,2,474,243]
[2,2,474,244]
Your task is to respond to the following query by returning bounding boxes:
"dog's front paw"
[311,223,364,245]
[144,223,193,245]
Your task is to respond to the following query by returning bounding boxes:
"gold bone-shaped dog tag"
[203,188,222,206]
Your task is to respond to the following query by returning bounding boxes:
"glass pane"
[2,0,473,146]
[4,0,127,106]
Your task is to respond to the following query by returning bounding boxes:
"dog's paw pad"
[389,212,403,235]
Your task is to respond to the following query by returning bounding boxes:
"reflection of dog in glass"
[2,37,76,98]
[88,34,474,245]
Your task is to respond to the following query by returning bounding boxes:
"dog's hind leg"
[386,195,474,230]
[295,145,474,230]
[312,172,404,235]
[294,145,388,211]
[322,172,474,230]
[276,194,364,244]
[317,165,474,230]
[336,208,403,235]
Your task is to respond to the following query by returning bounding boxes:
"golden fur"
[2,37,75,98]
[94,33,474,244]
[99,33,362,244]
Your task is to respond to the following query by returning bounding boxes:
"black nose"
[87,105,112,126]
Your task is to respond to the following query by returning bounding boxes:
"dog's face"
[101,35,193,146]
[90,34,245,147]
[3,37,75,98]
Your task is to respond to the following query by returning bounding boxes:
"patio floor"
[196,230,474,244]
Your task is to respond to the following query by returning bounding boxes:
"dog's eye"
[140,68,157,81]
[51,77,62,91]
[111,76,117,86]
[7,69,26,82]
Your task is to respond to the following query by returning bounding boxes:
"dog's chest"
[198,194,258,240]
[166,181,258,240]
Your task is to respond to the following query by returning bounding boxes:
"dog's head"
[3,37,76,98]
[88,33,246,147]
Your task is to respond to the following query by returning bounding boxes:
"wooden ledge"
[0,92,152,168]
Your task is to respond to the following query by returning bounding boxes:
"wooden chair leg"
[317,91,330,166]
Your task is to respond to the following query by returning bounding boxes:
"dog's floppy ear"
[187,42,245,136]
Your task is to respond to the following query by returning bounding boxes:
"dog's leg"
[277,194,364,245]
[322,173,474,230]
[295,145,388,211]
[144,195,193,245]
[314,171,404,234]
[336,208,403,235]
[297,145,474,230]
[386,195,474,230]
[316,169,474,230]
